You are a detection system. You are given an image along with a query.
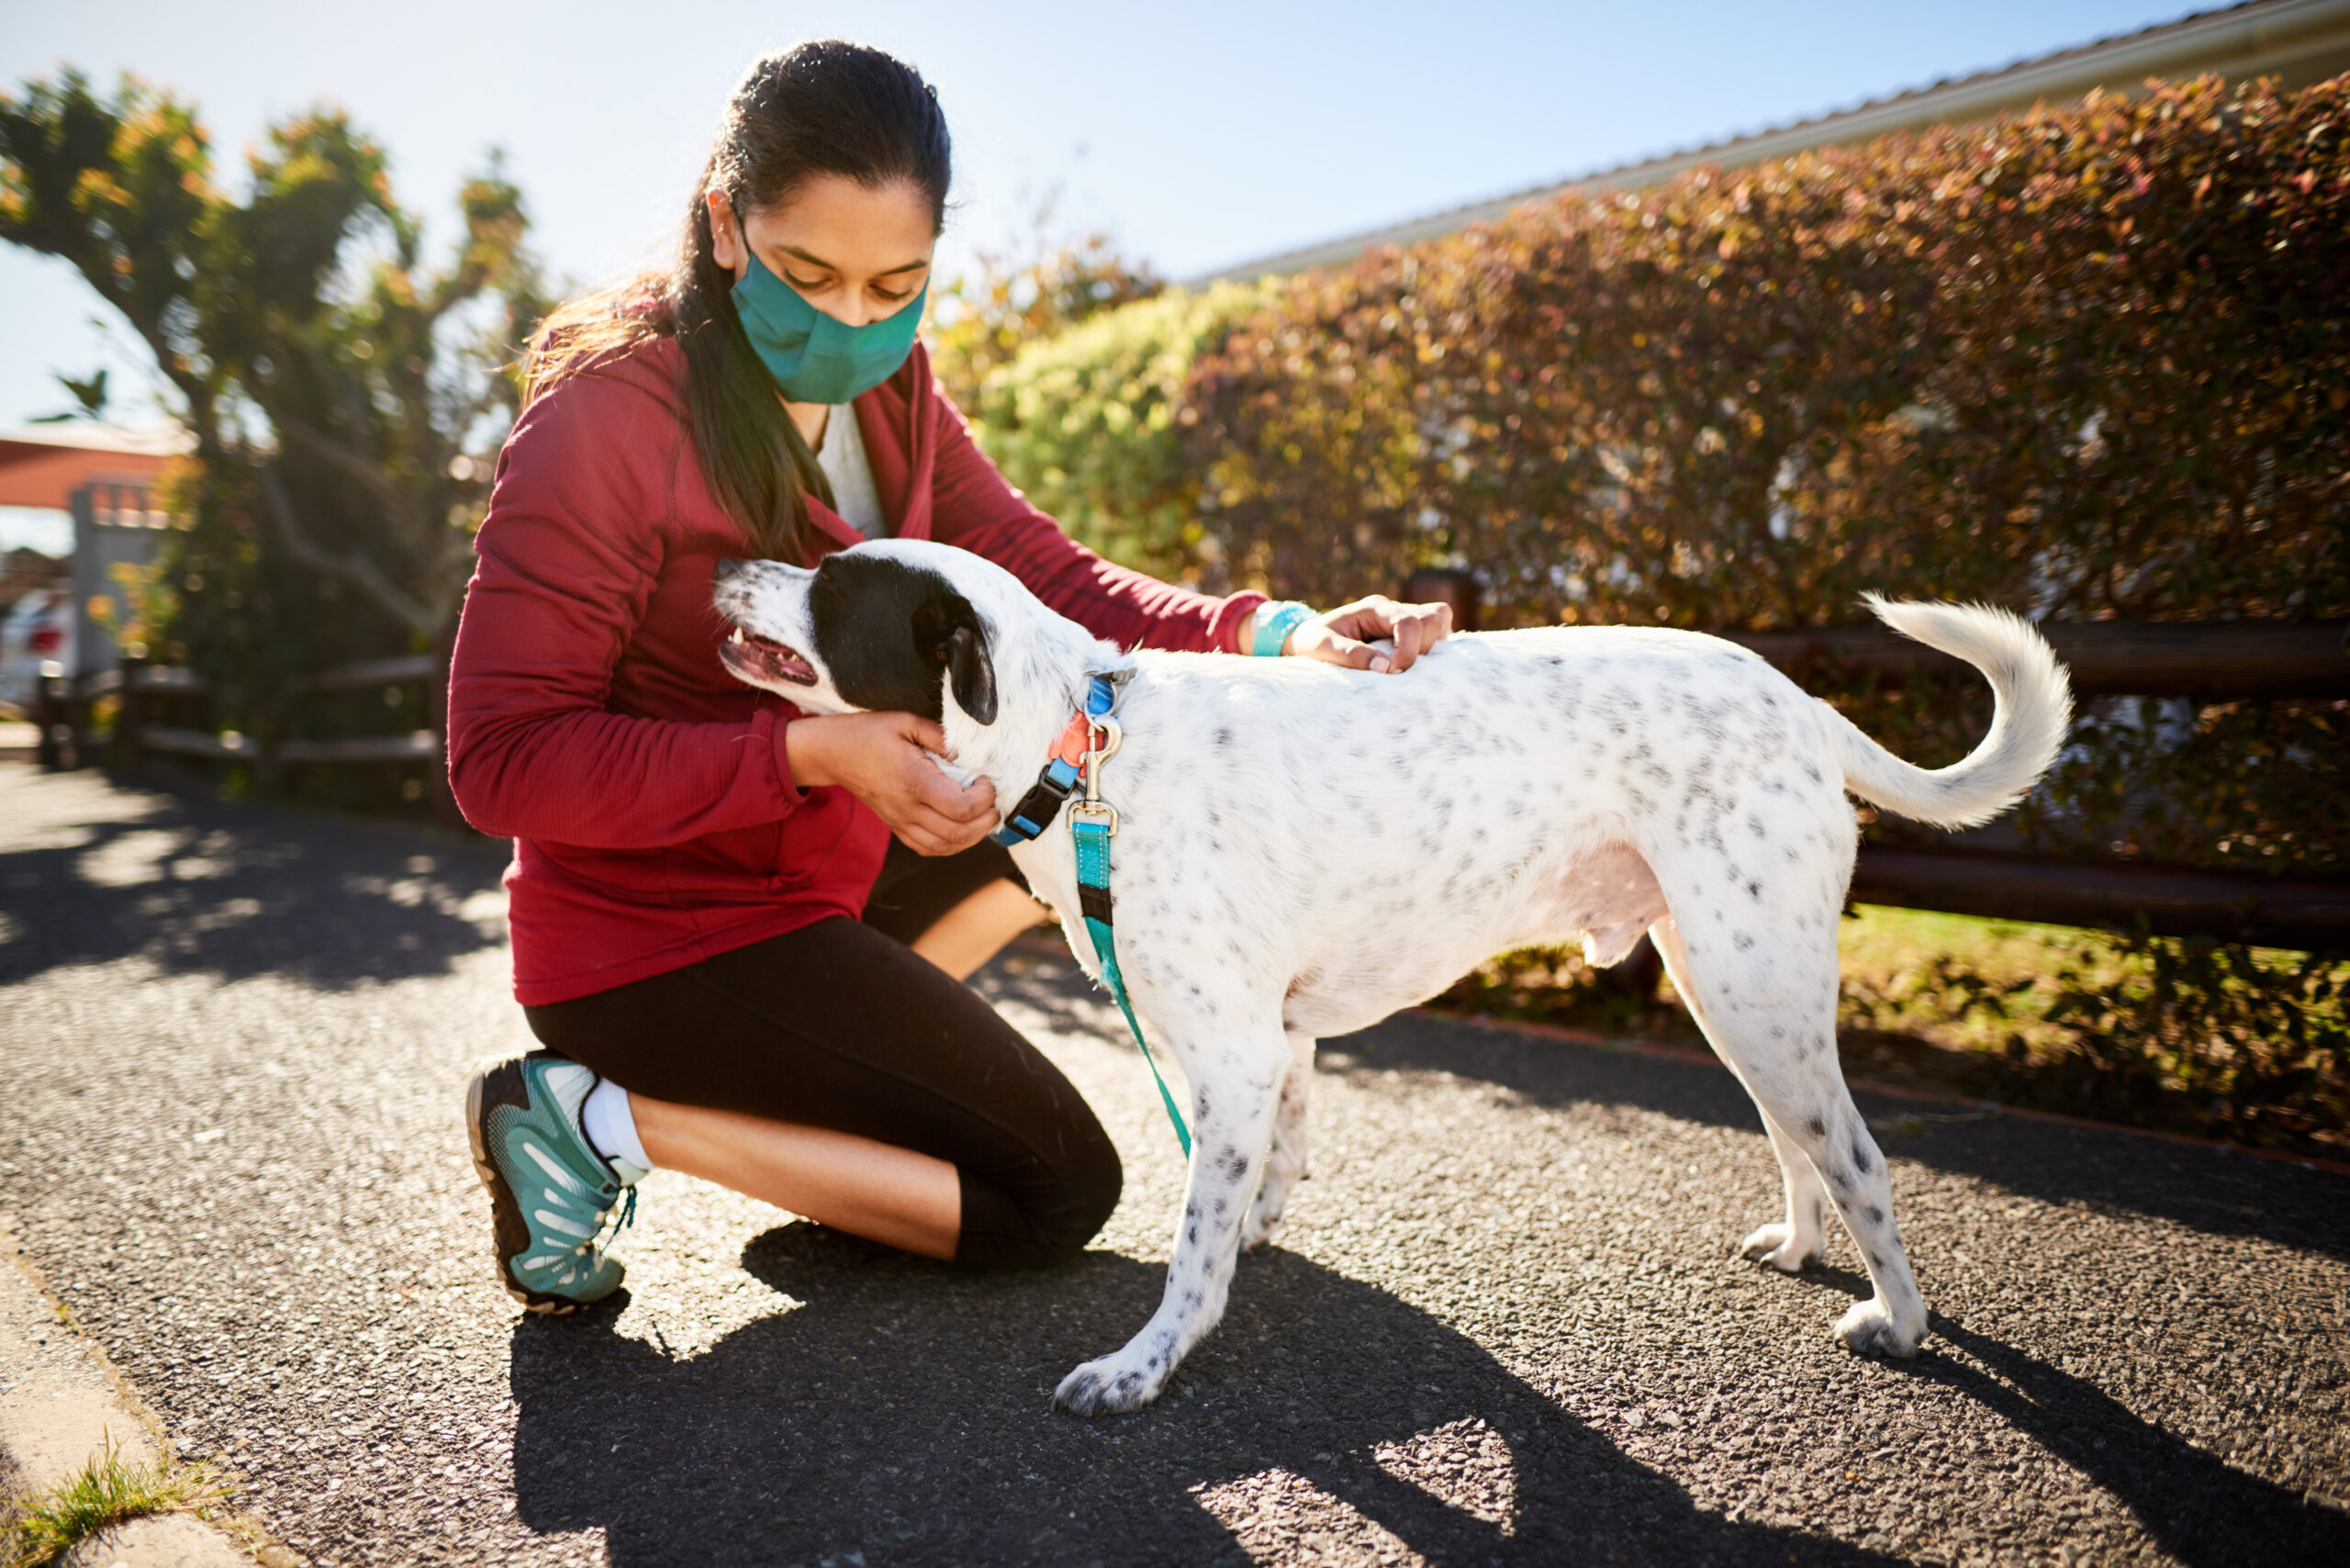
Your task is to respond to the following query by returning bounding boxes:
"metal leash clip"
[1069,712,1123,836]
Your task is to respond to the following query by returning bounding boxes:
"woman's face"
[708,174,935,328]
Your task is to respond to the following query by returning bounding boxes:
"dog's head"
[712,542,999,724]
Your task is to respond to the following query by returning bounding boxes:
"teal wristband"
[1251,600,1315,657]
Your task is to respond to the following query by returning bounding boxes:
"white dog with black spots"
[711,540,2071,1417]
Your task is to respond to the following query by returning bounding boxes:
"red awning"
[0,431,184,511]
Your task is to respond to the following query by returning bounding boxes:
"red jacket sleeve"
[923,375,1265,653]
[445,369,804,847]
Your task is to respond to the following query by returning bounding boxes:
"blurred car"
[0,587,73,711]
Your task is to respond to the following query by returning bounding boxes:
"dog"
[711,540,2071,1417]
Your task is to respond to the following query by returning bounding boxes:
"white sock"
[580,1078,652,1182]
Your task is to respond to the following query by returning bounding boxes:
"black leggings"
[523,840,1118,1271]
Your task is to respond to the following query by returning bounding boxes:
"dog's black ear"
[946,623,997,724]
[912,590,997,725]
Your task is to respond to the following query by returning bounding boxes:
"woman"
[451,39,1452,1312]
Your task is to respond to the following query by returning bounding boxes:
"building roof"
[0,425,187,511]
[1186,0,2350,286]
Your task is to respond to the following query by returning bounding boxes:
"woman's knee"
[1058,1125,1124,1254]
[1028,1125,1125,1265]
[953,1124,1123,1271]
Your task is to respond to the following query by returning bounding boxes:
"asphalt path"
[1,761,2346,1567]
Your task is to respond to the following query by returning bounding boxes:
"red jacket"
[448,337,1263,1005]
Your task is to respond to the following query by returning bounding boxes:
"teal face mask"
[731,252,927,404]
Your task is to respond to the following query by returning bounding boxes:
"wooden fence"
[31,575,2350,953]
[35,647,455,820]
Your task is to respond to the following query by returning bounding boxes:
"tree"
[928,189,1162,415]
[0,69,549,720]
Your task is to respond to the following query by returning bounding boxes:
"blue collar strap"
[989,674,1120,847]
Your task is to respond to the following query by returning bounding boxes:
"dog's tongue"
[722,631,817,686]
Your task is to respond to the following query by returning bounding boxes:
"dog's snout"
[713,558,749,588]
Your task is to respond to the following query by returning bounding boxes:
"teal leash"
[1065,674,1192,1159]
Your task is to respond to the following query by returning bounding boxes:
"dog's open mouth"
[721,627,818,687]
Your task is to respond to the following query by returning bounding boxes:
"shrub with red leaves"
[1181,73,2347,880]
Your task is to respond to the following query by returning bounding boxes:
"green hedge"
[963,281,1266,584]
[1186,74,2349,882]
[1190,73,2346,633]
[979,73,2345,882]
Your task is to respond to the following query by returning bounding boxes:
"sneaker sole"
[465,1056,613,1316]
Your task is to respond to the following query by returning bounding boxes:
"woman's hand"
[1281,596,1456,674]
[785,711,997,856]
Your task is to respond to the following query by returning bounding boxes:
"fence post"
[34,669,64,769]
[115,653,146,767]
[252,711,285,796]
[1400,567,1482,633]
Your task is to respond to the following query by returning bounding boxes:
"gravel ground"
[1,761,2346,1567]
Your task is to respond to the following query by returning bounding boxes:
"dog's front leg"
[1053,1018,1289,1417]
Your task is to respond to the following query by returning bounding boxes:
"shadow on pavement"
[1763,1266,2350,1565]
[0,778,506,990]
[509,1226,1903,1567]
[1315,1009,2350,1266]
[1926,1307,2347,1564]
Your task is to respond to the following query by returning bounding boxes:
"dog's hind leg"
[1740,1105,1830,1272]
[1241,1031,1315,1250]
[1650,913,1927,1357]
[1054,1011,1290,1417]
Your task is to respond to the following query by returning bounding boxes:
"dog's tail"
[1820,596,2073,830]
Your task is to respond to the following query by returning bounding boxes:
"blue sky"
[1,0,2199,542]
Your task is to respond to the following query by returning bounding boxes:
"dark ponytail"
[527,41,952,560]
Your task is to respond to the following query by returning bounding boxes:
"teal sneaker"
[465,1052,643,1314]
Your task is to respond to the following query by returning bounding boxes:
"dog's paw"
[1834,1297,1925,1358]
[1239,1200,1285,1251]
[1739,1222,1820,1273]
[1053,1352,1169,1418]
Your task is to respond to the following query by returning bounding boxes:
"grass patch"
[1840,906,2349,1156]
[2,1433,225,1568]
[1839,904,2131,1051]
[1428,906,2349,1159]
